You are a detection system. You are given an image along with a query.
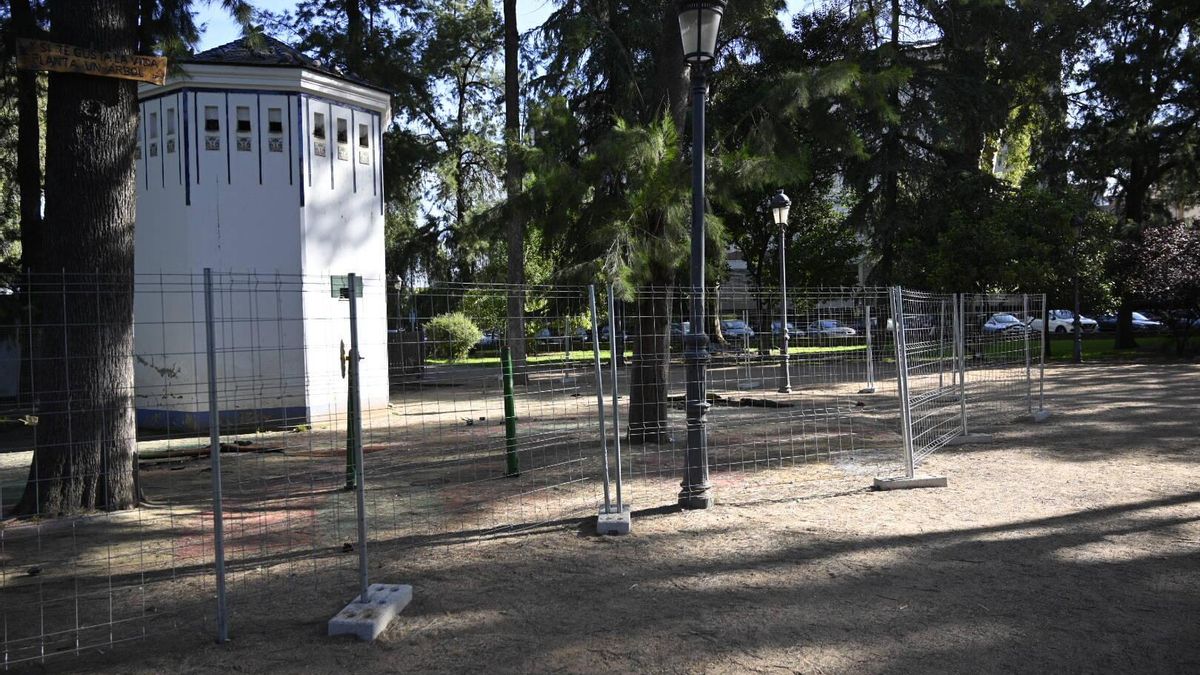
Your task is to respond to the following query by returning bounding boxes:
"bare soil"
[9,361,1200,674]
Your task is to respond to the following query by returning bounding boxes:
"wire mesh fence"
[892,289,960,471]
[961,292,1046,430]
[0,273,1046,669]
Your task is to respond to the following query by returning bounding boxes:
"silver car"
[806,319,857,337]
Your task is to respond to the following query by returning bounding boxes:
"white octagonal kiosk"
[132,36,391,432]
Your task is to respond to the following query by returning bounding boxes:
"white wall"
[133,73,389,431]
[298,96,389,422]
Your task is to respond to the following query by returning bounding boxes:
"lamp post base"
[678,491,714,510]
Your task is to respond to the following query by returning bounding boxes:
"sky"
[193,0,812,51]
[197,0,570,51]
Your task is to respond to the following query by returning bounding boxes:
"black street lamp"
[770,189,792,393]
[677,0,725,510]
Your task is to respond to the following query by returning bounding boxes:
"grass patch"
[1046,334,1180,361]
[427,349,633,367]
[427,343,869,367]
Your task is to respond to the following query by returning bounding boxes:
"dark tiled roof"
[178,35,387,93]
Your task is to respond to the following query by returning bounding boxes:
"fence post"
[344,341,358,490]
[608,285,624,512]
[860,304,876,394]
[873,286,948,490]
[938,298,946,390]
[588,285,612,514]
[891,287,915,479]
[347,274,369,603]
[1038,293,1046,413]
[328,274,412,641]
[596,284,631,534]
[1023,293,1032,414]
[202,268,229,643]
[956,293,968,436]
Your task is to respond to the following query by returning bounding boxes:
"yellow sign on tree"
[17,38,167,85]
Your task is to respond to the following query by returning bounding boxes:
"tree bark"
[502,0,526,383]
[10,0,43,269]
[626,5,691,444]
[1115,171,1149,350]
[877,0,901,280]
[16,0,140,516]
[344,0,365,74]
[627,293,669,444]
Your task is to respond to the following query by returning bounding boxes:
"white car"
[807,319,857,337]
[1028,309,1098,334]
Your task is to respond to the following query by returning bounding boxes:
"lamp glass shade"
[770,190,791,227]
[678,1,726,64]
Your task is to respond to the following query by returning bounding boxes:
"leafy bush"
[427,312,483,362]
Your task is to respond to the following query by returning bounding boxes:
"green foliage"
[426,311,483,361]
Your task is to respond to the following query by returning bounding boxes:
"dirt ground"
[12,360,1200,674]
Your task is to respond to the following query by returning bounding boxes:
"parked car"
[599,325,631,343]
[982,313,1029,334]
[476,330,500,348]
[1029,309,1099,334]
[1096,311,1164,333]
[847,316,881,335]
[770,321,804,338]
[806,319,857,337]
[720,319,755,339]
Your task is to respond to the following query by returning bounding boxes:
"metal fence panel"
[1,275,1046,669]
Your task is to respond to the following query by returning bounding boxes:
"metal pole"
[347,274,369,603]
[891,287,916,479]
[938,299,946,390]
[1022,293,1032,414]
[681,64,712,509]
[778,224,791,394]
[956,293,968,436]
[588,285,612,513]
[864,305,875,391]
[203,268,229,643]
[607,284,624,512]
[344,342,357,490]
[1038,294,1046,412]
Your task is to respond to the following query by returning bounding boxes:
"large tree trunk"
[627,293,669,444]
[10,0,42,267]
[624,8,690,445]
[502,0,526,383]
[16,0,140,516]
[10,0,44,409]
[877,0,901,281]
[344,0,365,74]
[1115,174,1149,350]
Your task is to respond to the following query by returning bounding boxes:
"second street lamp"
[771,189,792,394]
[677,0,725,510]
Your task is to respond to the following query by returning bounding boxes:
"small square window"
[268,108,283,134]
[358,123,369,148]
[313,112,326,139]
[204,106,219,132]
[236,106,251,133]
[149,112,158,139]
[336,118,348,145]
[166,108,176,135]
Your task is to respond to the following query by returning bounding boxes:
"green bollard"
[502,346,520,477]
